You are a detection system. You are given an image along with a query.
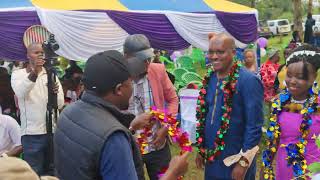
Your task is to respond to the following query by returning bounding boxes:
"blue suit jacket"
[204,67,264,180]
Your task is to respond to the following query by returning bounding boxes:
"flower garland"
[262,89,318,180]
[136,107,192,179]
[195,61,242,162]
[136,107,192,154]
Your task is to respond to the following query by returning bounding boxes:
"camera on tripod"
[43,34,60,67]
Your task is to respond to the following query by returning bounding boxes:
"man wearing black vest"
[54,50,188,180]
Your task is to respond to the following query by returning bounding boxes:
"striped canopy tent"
[0,0,258,61]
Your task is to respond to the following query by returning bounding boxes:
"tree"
[308,0,313,14]
[251,0,255,8]
[293,0,303,39]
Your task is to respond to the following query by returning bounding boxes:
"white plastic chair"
[179,88,199,143]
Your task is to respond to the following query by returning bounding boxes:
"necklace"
[196,61,241,162]
[262,89,318,180]
[291,98,307,104]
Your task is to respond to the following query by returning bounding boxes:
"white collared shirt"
[0,114,21,154]
[11,68,64,136]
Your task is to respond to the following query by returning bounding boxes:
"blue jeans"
[21,134,55,176]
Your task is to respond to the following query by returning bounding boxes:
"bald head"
[209,33,236,50]
[207,33,236,74]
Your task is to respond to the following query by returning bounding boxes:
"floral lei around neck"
[262,89,318,180]
[195,60,242,162]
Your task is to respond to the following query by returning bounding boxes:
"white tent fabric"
[166,12,247,49]
[36,8,129,60]
[36,8,250,61]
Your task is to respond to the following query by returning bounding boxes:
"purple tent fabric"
[0,11,40,61]
[107,10,190,50]
[215,11,258,44]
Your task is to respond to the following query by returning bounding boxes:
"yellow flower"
[271,147,276,152]
[272,103,277,108]
[299,149,304,154]
[269,127,274,131]
[266,142,270,145]
[300,109,307,114]
[302,165,307,169]
[297,143,303,148]
[303,141,307,145]
[264,174,269,179]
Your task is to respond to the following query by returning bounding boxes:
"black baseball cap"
[82,50,131,94]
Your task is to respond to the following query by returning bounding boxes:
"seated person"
[0,67,17,121]
[0,114,22,157]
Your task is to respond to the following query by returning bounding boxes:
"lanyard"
[133,77,153,113]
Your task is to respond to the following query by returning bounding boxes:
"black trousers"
[142,142,171,180]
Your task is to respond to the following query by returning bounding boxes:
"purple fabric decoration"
[0,11,40,61]
[107,10,190,50]
[215,11,258,44]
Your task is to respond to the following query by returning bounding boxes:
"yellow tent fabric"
[204,0,255,12]
[31,0,254,13]
[31,0,128,11]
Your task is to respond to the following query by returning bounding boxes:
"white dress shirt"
[11,68,64,136]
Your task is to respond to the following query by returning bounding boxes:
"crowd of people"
[0,30,320,180]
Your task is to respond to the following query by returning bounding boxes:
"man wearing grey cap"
[124,34,179,180]
[54,50,188,180]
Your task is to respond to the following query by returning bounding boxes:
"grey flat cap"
[267,48,280,59]
[123,34,154,61]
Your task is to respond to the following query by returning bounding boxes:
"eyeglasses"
[206,48,234,57]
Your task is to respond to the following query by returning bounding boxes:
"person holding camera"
[11,43,64,176]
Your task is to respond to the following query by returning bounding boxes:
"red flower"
[200,89,207,95]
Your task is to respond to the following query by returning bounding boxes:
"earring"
[309,81,317,95]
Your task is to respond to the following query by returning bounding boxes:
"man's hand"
[152,126,168,149]
[164,152,189,179]
[129,113,153,131]
[195,153,205,169]
[231,163,247,180]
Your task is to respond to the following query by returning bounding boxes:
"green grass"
[170,145,204,180]
[261,34,291,65]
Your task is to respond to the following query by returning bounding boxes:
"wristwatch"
[238,159,249,168]
[129,126,136,135]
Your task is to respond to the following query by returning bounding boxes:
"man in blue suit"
[195,33,263,180]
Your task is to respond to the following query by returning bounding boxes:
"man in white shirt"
[0,114,22,157]
[11,43,64,176]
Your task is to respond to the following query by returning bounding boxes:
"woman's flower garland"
[136,107,192,179]
[262,90,318,180]
[195,61,241,162]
